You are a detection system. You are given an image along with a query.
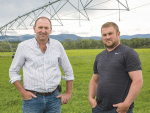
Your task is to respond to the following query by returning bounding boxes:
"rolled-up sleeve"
[58,43,74,81]
[9,43,25,84]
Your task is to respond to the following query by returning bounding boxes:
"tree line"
[61,37,150,50]
[0,37,150,52]
[0,41,21,52]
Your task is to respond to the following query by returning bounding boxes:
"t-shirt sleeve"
[125,48,142,72]
[93,57,99,74]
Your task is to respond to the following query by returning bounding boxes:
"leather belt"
[26,87,58,96]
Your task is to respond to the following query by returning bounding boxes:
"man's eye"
[109,33,112,35]
[39,27,42,29]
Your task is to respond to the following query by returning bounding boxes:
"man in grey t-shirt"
[88,22,143,113]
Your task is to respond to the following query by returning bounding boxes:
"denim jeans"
[92,105,133,113]
[22,89,61,113]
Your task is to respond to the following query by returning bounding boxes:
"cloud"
[59,30,69,34]
[0,0,150,37]
[75,32,89,34]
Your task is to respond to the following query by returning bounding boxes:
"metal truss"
[0,0,129,56]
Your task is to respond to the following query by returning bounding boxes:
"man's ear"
[49,28,52,34]
[117,31,120,36]
[33,26,36,33]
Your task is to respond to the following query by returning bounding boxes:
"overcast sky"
[0,0,150,37]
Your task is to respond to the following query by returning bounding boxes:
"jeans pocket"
[22,96,43,113]
[92,105,98,113]
[22,97,34,111]
[23,97,33,101]
[53,89,60,97]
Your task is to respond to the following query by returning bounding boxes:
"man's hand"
[21,90,37,100]
[89,98,97,108]
[13,81,37,100]
[57,93,71,105]
[113,102,130,113]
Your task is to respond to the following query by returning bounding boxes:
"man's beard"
[104,40,119,49]
[105,43,115,49]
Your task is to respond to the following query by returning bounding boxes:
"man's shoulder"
[96,49,106,58]
[119,44,135,53]
[18,38,35,49]
[19,38,34,45]
[50,38,60,43]
[118,44,139,60]
[120,44,130,49]
[50,38,62,47]
[116,44,133,53]
[98,49,106,55]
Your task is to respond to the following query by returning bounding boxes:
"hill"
[0,34,150,42]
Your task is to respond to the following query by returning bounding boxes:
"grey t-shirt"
[93,44,142,110]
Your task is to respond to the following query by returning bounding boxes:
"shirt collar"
[33,37,50,47]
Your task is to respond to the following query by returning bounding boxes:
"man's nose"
[41,28,46,32]
[106,34,110,39]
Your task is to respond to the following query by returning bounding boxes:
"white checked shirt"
[9,38,74,93]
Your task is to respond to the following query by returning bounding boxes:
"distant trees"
[62,38,105,49]
[0,41,21,52]
[62,37,150,50]
[120,37,150,48]
[0,37,150,52]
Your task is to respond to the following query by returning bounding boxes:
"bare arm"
[89,74,99,108]
[113,70,143,113]
[65,80,73,94]
[57,80,73,105]
[14,81,37,100]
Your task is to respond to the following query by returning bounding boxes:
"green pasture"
[0,49,150,113]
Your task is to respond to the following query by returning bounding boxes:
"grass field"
[0,49,150,113]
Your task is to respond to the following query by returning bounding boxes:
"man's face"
[101,26,120,50]
[33,18,52,43]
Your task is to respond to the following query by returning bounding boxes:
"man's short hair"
[34,16,52,28]
[101,22,119,33]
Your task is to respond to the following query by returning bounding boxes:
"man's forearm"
[124,70,143,106]
[89,78,98,99]
[66,80,73,94]
[14,81,26,95]
[88,76,98,108]
[123,79,143,106]
[14,81,37,100]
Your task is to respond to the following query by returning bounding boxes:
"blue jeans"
[22,89,61,113]
[92,105,133,113]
